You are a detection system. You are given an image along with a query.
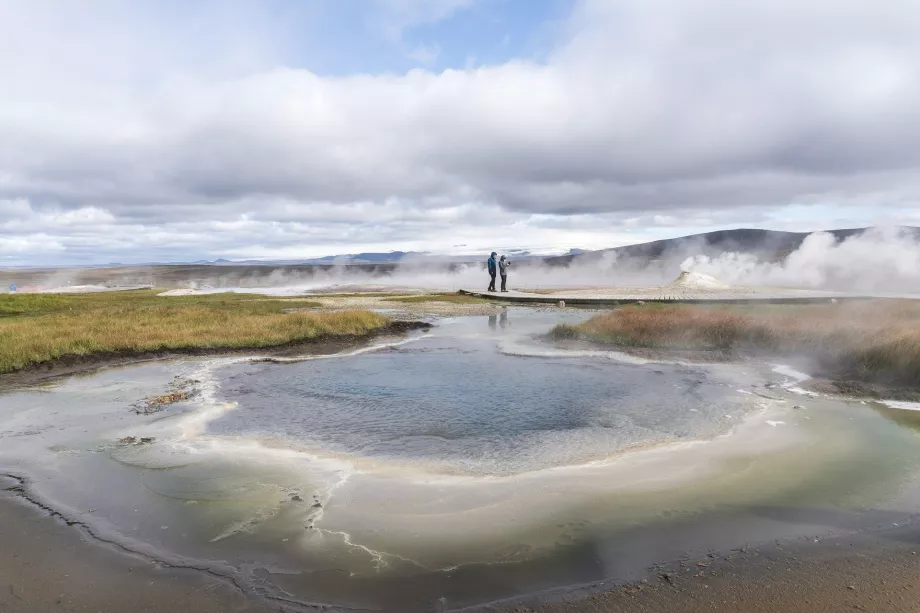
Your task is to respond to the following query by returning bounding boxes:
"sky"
[1,0,920,266]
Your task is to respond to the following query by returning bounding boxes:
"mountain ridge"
[542,226,920,266]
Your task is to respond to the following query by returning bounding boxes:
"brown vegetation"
[0,290,389,373]
[551,300,920,386]
[141,391,190,412]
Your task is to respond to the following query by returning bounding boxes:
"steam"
[151,257,673,295]
[8,227,920,295]
[681,228,920,293]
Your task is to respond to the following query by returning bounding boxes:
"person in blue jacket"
[486,252,497,292]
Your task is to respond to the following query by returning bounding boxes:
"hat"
[491,252,497,256]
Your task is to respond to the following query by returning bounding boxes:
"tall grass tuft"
[550,301,920,386]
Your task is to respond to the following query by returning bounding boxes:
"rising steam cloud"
[681,228,920,293]
[13,228,920,296]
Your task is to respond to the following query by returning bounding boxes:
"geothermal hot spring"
[3,309,920,612]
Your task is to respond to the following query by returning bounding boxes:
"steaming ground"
[6,227,920,296]
[150,231,920,299]
[154,270,868,303]
[681,228,920,293]
[473,271,858,302]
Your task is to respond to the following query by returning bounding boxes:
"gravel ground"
[309,295,506,319]
[498,526,920,613]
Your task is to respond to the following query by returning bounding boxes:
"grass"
[382,292,487,304]
[0,290,390,374]
[306,292,405,299]
[550,300,920,386]
[0,290,324,317]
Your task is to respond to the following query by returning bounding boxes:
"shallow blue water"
[210,314,748,474]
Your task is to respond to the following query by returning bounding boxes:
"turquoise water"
[210,316,748,476]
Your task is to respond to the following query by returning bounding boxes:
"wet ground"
[3,309,920,611]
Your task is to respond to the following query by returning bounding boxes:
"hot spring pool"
[3,309,920,611]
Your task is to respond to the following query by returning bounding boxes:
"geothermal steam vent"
[668,271,730,289]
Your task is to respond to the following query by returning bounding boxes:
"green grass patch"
[0,291,386,373]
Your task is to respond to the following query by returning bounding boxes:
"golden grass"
[382,292,486,304]
[0,290,321,316]
[551,300,920,385]
[0,290,389,373]
[307,292,403,299]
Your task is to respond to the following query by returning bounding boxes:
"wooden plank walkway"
[459,289,886,306]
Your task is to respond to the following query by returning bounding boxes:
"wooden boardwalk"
[459,287,889,306]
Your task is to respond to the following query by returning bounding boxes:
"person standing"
[498,255,510,292]
[487,252,497,292]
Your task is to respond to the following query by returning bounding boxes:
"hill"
[543,227,920,267]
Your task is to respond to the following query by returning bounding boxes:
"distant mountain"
[184,258,234,265]
[35,227,918,271]
[307,251,422,263]
[124,253,428,266]
[544,227,920,266]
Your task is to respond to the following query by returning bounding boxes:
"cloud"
[0,197,658,265]
[653,215,679,226]
[407,42,442,66]
[1,0,919,264]
[369,0,478,43]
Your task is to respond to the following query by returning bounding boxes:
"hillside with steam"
[3,226,919,294]
[545,227,920,267]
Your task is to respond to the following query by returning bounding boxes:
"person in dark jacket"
[498,255,510,292]
[487,252,497,292]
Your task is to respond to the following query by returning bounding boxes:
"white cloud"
[407,42,442,66]
[653,215,679,226]
[0,235,66,254]
[0,0,919,264]
[369,0,477,43]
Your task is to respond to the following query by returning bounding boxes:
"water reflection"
[871,402,920,435]
[487,308,510,331]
